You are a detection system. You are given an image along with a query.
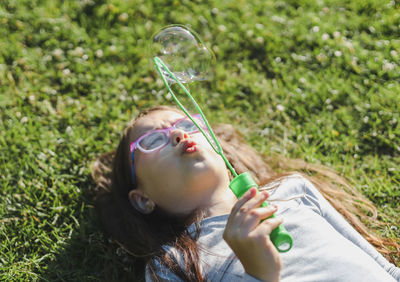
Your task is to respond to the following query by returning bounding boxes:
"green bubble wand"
[151,25,292,252]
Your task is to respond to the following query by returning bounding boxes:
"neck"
[203,184,237,218]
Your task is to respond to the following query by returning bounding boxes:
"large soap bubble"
[150,25,215,84]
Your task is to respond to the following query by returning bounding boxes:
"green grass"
[1,0,399,280]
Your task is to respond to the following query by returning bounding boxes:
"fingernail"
[246,187,256,196]
[271,204,278,210]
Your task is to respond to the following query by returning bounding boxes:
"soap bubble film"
[151,25,215,84]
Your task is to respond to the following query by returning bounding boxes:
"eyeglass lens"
[138,132,169,150]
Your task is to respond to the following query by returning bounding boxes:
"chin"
[191,147,224,170]
[189,155,227,183]
[182,143,225,176]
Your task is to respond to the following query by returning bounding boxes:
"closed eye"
[140,132,167,149]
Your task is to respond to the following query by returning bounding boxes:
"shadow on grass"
[40,191,144,281]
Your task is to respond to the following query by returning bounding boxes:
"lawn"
[0,0,399,280]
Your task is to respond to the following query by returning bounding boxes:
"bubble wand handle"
[229,172,293,252]
[153,56,292,252]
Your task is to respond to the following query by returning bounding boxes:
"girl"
[93,105,400,281]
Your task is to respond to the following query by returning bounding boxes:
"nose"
[170,129,189,146]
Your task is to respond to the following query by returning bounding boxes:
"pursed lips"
[180,139,197,154]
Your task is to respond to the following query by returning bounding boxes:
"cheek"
[135,154,161,186]
[136,152,182,188]
[192,134,225,166]
[192,133,215,151]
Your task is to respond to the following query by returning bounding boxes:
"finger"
[239,191,270,213]
[247,218,284,247]
[239,204,278,232]
[258,217,284,235]
[250,204,278,222]
[231,187,258,215]
[247,217,283,241]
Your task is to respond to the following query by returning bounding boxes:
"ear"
[128,190,155,214]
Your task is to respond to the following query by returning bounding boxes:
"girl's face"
[129,109,230,215]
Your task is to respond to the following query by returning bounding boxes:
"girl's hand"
[223,187,282,282]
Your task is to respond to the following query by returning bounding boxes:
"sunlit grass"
[0,0,399,280]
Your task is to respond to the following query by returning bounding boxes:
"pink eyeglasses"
[129,114,207,182]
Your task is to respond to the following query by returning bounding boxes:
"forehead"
[130,110,185,141]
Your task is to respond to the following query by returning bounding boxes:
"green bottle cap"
[229,172,258,198]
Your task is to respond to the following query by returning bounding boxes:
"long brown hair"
[92,105,399,281]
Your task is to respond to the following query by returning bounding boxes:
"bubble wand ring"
[152,29,292,252]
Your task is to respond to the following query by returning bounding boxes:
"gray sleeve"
[241,273,268,282]
[300,177,400,281]
[145,251,267,282]
[145,260,183,282]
